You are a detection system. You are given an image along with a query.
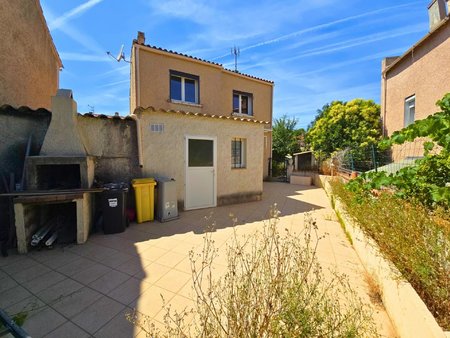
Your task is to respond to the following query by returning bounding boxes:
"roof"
[384,16,449,73]
[79,112,134,121]
[134,106,270,124]
[134,41,274,85]
[0,104,51,117]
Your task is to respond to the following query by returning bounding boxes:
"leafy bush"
[348,93,450,209]
[128,207,379,337]
[331,180,450,329]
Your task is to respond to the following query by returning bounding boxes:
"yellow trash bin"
[131,178,157,223]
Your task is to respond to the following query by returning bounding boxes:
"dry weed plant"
[127,205,378,337]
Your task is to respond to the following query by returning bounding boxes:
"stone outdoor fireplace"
[13,90,98,253]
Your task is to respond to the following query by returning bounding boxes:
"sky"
[40,0,431,128]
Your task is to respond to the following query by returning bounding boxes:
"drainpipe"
[130,113,144,168]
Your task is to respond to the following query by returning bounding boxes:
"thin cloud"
[59,52,110,62]
[242,24,425,71]
[212,2,422,60]
[49,0,104,30]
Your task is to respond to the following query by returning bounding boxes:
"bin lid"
[131,178,156,185]
[103,182,129,190]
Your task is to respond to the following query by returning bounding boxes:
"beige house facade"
[0,0,62,110]
[130,32,273,209]
[381,0,450,137]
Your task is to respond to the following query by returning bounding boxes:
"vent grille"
[150,123,164,133]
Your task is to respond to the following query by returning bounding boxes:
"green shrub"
[331,180,450,329]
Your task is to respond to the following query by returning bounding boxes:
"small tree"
[272,115,300,162]
[306,99,382,158]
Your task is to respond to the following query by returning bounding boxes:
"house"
[381,0,450,137]
[130,32,274,210]
[0,0,62,110]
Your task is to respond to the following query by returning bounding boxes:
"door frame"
[184,135,217,210]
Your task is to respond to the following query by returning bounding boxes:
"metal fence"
[333,139,436,175]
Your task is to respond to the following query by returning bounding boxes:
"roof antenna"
[231,46,240,72]
[107,44,131,63]
[88,105,94,113]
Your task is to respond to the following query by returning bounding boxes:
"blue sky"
[41,0,430,128]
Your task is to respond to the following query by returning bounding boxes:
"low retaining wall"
[319,177,448,338]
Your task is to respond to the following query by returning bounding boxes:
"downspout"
[382,71,387,137]
[131,44,144,168]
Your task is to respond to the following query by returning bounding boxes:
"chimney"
[40,89,87,156]
[428,0,447,31]
[137,31,145,45]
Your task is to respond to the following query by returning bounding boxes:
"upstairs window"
[170,70,199,104]
[233,91,253,116]
[404,95,415,127]
[231,138,246,168]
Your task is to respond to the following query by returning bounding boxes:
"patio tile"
[152,294,195,326]
[131,286,176,319]
[0,285,32,308]
[89,269,130,294]
[52,286,103,318]
[44,321,91,338]
[71,263,112,285]
[94,307,139,337]
[0,275,18,293]
[38,278,84,304]
[169,240,196,255]
[5,295,46,319]
[135,262,171,284]
[156,251,186,269]
[154,269,191,294]
[108,277,152,306]
[1,257,36,275]
[97,250,135,269]
[33,249,80,269]
[173,257,193,274]
[115,256,152,276]
[22,306,67,337]
[72,295,125,334]
[138,245,169,262]
[22,270,67,294]
[55,256,97,277]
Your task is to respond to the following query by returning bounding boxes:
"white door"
[185,136,216,210]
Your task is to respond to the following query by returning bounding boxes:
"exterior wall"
[133,45,273,123]
[382,20,450,136]
[77,116,141,183]
[0,0,61,110]
[138,110,264,207]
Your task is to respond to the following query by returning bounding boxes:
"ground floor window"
[232,138,246,168]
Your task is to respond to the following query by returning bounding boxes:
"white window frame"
[170,71,199,104]
[233,91,253,116]
[231,137,247,169]
[404,95,415,127]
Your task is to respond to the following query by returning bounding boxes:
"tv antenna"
[231,46,240,72]
[88,105,94,113]
[107,44,131,63]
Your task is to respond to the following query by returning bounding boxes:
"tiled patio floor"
[0,182,396,337]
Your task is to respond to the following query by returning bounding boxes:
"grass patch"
[335,210,353,245]
[331,180,450,330]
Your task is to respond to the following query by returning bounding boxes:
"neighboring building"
[0,0,62,110]
[381,0,450,137]
[130,32,274,210]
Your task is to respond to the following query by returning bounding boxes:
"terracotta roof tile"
[79,112,134,120]
[135,106,270,124]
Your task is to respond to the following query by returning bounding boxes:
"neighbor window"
[170,70,199,104]
[404,95,415,127]
[231,138,246,168]
[233,91,253,115]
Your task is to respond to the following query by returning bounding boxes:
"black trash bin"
[102,183,128,234]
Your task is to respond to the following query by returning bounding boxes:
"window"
[170,70,199,104]
[233,91,253,115]
[404,95,415,127]
[231,138,246,168]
